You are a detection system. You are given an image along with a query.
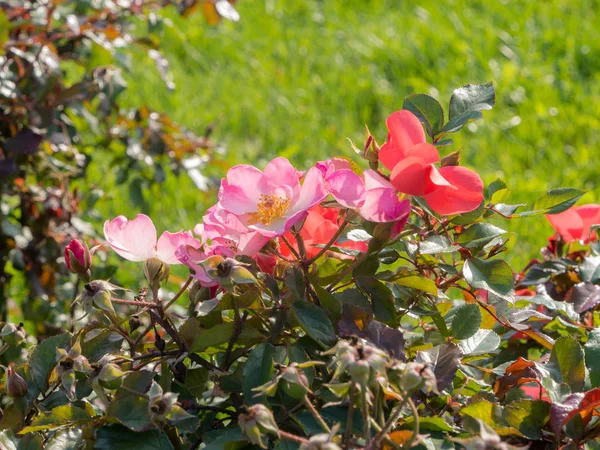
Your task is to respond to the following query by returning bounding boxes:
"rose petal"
[424,166,484,215]
[360,188,410,223]
[156,231,201,265]
[390,157,442,196]
[326,169,365,208]
[104,214,157,261]
[379,110,428,171]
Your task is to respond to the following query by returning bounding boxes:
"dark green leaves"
[20,405,92,434]
[463,258,515,302]
[457,223,508,249]
[356,277,396,326]
[585,329,600,388]
[442,82,495,133]
[524,188,587,216]
[95,425,174,450]
[403,93,444,136]
[29,333,71,391]
[292,301,337,349]
[243,343,276,404]
[451,304,482,340]
[549,336,585,391]
[416,344,461,391]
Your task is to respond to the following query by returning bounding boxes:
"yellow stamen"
[248,193,291,226]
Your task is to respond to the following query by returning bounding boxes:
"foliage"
[0,0,240,330]
[2,82,599,449]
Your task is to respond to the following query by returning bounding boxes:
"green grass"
[94,0,599,268]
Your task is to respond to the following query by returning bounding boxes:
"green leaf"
[419,236,459,254]
[202,428,247,450]
[528,188,587,216]
[463,258,515,303]
[292,301,337,349]
[451,304,482,339]
[19,405,92,434]
[29,333,72,391]
[107,395,153,432]
[443,82,495,133]
[285,266,306,301]
[190,322,263,353]
[458,223,508,249]
[401,416,457,433]
[450,202,485,225]
[585,329,600,388]
[82,330,124,363]
[460,401,513,434]
[488,178,510,204]
[184,368,209,398]
[549,336,586,391]
[403,93,444,136]
[449,82,496,119]
[503,400,550,440]
[0,11,9,51]
[243,343,275,404]
[313,283,342,324]
[392,274,438,296]
[459,329,501,355]
[95,425,174,450]
[356,277,396,326]
[45,428,84,450]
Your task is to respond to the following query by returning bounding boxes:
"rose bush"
[1,83,599,449]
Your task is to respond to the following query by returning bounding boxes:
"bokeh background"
[87,0,599,267]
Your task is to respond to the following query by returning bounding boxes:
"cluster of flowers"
[91,110,485,284]
[64,109,600,284]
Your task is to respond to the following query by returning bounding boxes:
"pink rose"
[104,214,200,264]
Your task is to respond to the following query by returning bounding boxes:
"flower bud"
[300,433,343,450]
[129,315,141,332]
[349,360,370,386]
[1,323,26,346]
[64,239,92,279]
[6,366,27,398]
[82,281,115,315]
[238,404,279,449]
[144,257,170,287]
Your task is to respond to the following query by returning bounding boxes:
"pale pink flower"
[216,157,327,237]
[199,205,268,256]
[317,158,410,223]
[103,214,200,264]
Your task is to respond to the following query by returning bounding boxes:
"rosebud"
[1,323,26,346]
[129,315,141,332]
[64,239,92,279]
[96,355,126,390]
[6,366,27,398]
[144,257,170,287]
[238,404,279,449]
[80,281,116,315]
[201,256,256,290]
[349,360,370,386]
[299,433,343,450]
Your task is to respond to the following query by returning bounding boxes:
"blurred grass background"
[90,0,599,268]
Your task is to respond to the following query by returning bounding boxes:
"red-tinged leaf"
[521,329,554,350]
[494,357,546,400]
[550,388,600,436]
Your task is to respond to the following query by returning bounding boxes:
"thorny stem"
[403,397,419,450]
[112,297,161,308]
[278,430,309,444]
[164,275,193,310]
[280,235,302,261]
[326,253,366,291]
[303,395,331,433]
[307,219,349,263]
[365,396,409,450]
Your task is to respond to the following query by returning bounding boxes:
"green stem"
[326,253,366,291]
[303,395,331,433]
[343,384,356,448]
[280,235,302,260]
